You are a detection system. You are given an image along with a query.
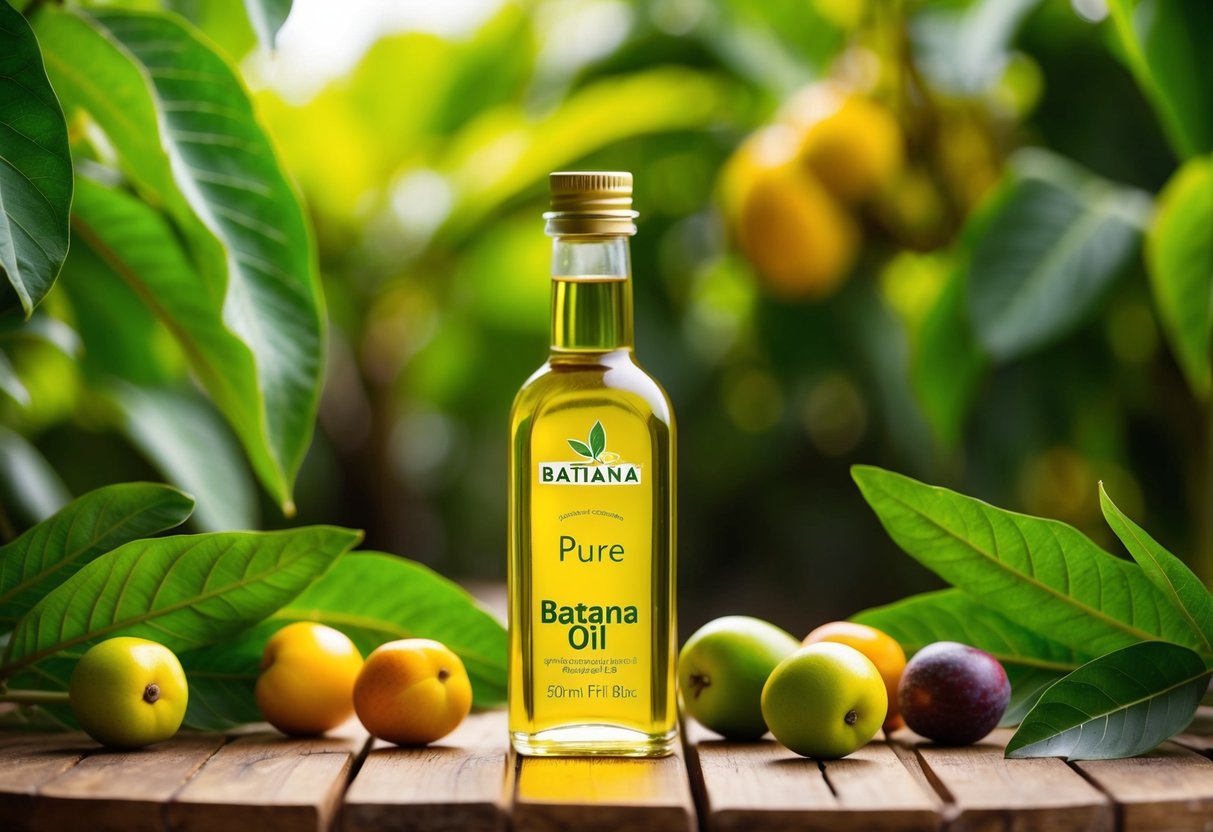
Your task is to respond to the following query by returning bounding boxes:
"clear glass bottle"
[507,172,677,757]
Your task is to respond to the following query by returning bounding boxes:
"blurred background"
[5,0,1209,636]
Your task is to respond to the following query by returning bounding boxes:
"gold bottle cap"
[544,171,638,236]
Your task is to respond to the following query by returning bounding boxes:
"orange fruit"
[353,638,472,745]
[803,621,907,732]
[256,622,363,736]
[784,83,904,204]
[721,125,859,300]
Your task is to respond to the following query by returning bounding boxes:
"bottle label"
[527,412,653,728]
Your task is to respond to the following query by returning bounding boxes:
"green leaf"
[0,2,73,315]
[161,0,257,60]
[851,465,1208,659]
[965,151,1150,362]
[46,8,323,512]
[440,67,735,240]
[1145,156,1213,398]
[1109,0,1213,158]
[112,386,257,532]
[568,439,594,459]
[270,552,507,706]
[0,482,194,627]
[0,426,69,530]
[1,526,362,675]
[1006,641,1210,760]
[1100,484,1213,655]
[67,177,284,510]
[589,420,605,460]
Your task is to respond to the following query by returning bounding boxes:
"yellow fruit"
[785,83,904,204]
[69,637,188,749]
[803,621,907,732]
[761,642,887,759]
[721,126,859,300]
[353,638,472,745]
[256,622,364,736]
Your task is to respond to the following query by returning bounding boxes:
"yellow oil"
[508,263,677,757]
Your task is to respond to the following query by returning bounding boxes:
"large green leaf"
[965,152,1150,362]
[1100,485,1213,655]
[1006,641,1210,760]
[113,386,257,532]
[1145,156,1213,398]
[42,8,323,512]
[1,526,361,675]
[271,552,507,706]
[851,465,1208,660]
[68,177,279,503]
[1109,0,1213,158]
[0,2,73,315]
[0,482,194,627]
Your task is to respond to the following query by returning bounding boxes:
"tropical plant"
[0,483,507,729]
[853,465,1213,760]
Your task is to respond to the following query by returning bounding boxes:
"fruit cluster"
[679,616,1010,758]
[68,624,473,749]
[720,73,1002,300]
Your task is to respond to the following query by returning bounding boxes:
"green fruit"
[678,615,801,740]
[70,637,188,748]
[761,642,887,759]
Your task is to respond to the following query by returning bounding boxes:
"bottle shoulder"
[511,351,673,426]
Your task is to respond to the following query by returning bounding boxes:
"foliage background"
[3,0,1210,639]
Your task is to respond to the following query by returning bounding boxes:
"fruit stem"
[844,709,858,726]
[0,689,71,706]
[688,673,710,700]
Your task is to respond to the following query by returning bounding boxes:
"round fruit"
[353,638,472,745]
[898,641,1010,745]
[678,615,802,740]
[785,83,904,204]
[761,642,887,759]
[256,622,364,736]
[804,621,907,733]
[721,126,859,300]
[69,637,188,749]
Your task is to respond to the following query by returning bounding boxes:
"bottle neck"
[549,237,634,353]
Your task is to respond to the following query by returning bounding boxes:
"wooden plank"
[0,733,91,832]
[341,710,509,832]
[166,727,369,832]
[513,734,695,832]
[29,734,225,832]
[1073,743,1213,832]
[687,720,939,831]
[909,730,1113,831]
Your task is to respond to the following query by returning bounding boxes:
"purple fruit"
[898,641,1010,745]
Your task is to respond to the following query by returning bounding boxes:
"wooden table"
[3,710,1213,832]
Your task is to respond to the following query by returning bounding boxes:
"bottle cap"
[544,171,638,236]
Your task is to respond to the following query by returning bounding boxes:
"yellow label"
[527,409,653,730]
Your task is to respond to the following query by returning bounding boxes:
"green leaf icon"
[589,421,605,460]
[568,439,594,459]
